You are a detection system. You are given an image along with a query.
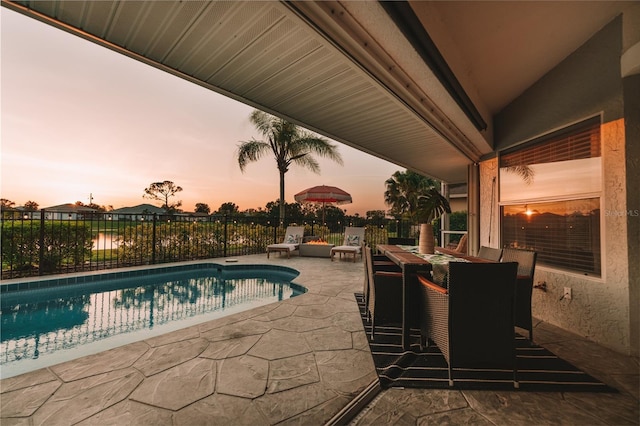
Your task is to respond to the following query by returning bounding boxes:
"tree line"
[2,109,454,226]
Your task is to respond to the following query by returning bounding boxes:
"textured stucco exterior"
[479,121,631,354]
[527,120,629,354]
[481,14,638,355]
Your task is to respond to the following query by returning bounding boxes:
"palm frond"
[236,139,271,171]
[417,188,451,223]
[504,165,535,185]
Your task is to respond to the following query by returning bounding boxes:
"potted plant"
[384,170,451,253]
[415,188,451,254]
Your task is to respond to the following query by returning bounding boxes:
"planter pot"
[418,223,435,254]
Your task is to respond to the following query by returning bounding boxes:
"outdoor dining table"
[376,244,489,350]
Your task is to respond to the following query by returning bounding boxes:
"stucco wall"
[494,16,624,150]
[486,15,635,355]
[480,121,631,354]
[530,120,629,354]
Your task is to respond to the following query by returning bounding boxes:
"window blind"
[501,118,600,168]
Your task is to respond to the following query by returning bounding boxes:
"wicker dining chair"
[362,245,400,312]
[365,246,405,339]
[418,261,519,388]
[501,248,538,341]
[478,246,503,261]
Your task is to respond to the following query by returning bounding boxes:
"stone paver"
[50,341,149,382]
[174,393,268,425]
[200,334,261,359]
[1,254,637,426]
[133,337,209,376]
[78,399,173,425]
[217,355,269,398]
[130,357,216,410]
[267,352,320,393]
[32,368,144,425]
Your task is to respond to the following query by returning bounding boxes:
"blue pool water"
[0,263,305,378]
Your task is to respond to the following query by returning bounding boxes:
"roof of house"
[44,203,97,212]
[110,204,166,214]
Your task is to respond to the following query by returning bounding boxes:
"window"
[499,118,601,276]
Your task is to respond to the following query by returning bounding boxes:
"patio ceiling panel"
[4,0,475,183]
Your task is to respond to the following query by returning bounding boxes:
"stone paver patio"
[1,254,638,425]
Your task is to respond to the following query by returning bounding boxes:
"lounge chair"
[501,248,538,341]
[454,233,468,254]
[266,226,304,258]
[417,261,519,387]
[330,227,365,262]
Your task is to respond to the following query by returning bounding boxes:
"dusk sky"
[1,8,402,216]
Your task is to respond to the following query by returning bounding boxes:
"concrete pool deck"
[1,254,638,425]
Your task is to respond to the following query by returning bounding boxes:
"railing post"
[223,215,228,257]
[38,209,45,276]
[152,213,157,264]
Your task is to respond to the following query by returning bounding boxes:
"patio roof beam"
[379,1,487,132]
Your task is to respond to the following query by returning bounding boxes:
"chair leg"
[370,316,375,339]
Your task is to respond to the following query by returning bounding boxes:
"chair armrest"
[417,273,448,295]
[375,271,403,278]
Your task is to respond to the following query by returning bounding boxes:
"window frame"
[498,117,603,277]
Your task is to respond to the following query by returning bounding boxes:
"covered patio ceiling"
[2,0,633,184]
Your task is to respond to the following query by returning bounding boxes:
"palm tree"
[384,170,451,253]
[237,110,343,223]
[384,170,435,221]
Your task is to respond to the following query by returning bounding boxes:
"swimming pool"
[0,263,305,378]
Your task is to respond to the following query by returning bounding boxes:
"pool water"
[0,263,305,378]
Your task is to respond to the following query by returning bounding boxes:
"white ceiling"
[3,0,635,184]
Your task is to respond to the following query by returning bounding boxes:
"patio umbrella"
[294,185,352,224]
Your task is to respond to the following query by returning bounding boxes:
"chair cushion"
[285,234,302,244]
[345,235,360,246]
[268,243,297,251]
[332,245,360,253]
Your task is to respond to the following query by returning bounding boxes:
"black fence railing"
[1,210,436,279]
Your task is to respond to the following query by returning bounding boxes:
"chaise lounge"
[266,226,304,258]
[330,226,365,262]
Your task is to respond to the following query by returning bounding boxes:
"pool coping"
[0,261,301,294]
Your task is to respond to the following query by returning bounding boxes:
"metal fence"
[1,210,442,279]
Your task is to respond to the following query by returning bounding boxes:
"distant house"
[178,211,211,222]
[43,203,97,220]
[109,204,166,221]
[14,206,42,220]
[447,183,467,213]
